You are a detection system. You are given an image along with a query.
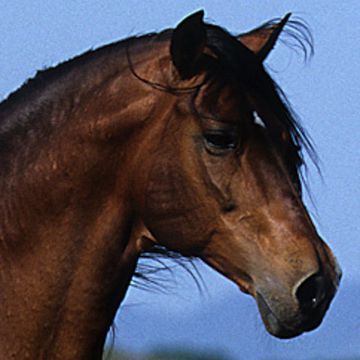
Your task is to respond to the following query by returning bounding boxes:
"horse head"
[133,11,341,338]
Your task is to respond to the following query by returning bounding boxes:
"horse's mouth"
[255,292,328,339]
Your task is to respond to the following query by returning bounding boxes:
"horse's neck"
[0,37,169,359]
[0,207,140,359]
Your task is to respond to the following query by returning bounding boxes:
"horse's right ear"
[238,13,291,62]
[170,10,207,79]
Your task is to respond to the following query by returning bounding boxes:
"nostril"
[295,273,326,312]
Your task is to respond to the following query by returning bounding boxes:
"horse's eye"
[203,130,238,153]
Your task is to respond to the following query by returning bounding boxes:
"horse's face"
[136,12,341,339]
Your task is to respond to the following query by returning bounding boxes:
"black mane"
[202,21,317,183]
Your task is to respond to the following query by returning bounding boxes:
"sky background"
[0,1,359,359]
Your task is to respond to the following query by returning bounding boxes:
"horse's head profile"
[132,11,341,338]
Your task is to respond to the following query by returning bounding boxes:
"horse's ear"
[238,13,291,62]
[170,10,207,79]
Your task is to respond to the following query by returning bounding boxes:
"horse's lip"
[256,290,331,339]
[256,292,303,339]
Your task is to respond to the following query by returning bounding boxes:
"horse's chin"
[255,292,324,339]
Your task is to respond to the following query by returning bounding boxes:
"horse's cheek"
[142,155,210,253]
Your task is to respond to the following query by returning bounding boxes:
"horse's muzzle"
[255,268,341,339]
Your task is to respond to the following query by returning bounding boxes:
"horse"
[0,10,341,359]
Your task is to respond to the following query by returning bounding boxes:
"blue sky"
[1,1,359,359]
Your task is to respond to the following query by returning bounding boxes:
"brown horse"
[0,11,341,359]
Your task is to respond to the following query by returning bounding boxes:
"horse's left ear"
[239,13,291,62]
[170,10,207,79]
